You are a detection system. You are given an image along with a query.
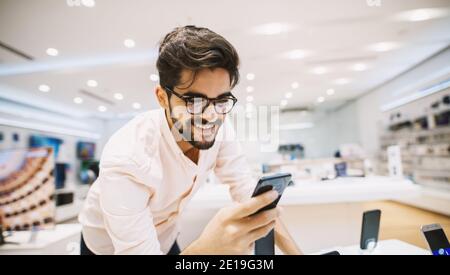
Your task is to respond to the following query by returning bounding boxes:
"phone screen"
[424,228,450,256]
[251,173,291,214]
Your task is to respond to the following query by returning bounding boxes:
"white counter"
[0,224,81,255]
[188,176,420,209]
[314,239,429,255]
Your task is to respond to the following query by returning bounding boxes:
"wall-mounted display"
[12,133,19,143]
[0,148,56,231]
[29,135,63,158]
[79,160,99,185]
[55,163,68,190]
[76,141,96,160]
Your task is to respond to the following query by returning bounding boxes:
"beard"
[171,115,222,150]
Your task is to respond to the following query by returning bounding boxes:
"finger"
[230,191,279,219]
[242,208,279,232]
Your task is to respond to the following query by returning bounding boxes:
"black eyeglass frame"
[164,86,238,115]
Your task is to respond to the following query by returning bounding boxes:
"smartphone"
[252,173,291,255]
[360,209,381,250]
[421,224,450,256]
[251,173,291,213]
[321,251,341,255]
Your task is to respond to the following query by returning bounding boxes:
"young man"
[78,26,302,255]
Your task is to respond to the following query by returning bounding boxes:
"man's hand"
[182,190,280,255]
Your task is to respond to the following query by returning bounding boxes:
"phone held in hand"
[251,173,291,213]
[251,173,291,255]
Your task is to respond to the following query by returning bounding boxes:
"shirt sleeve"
[214,121,255,203]
[98,159,163,255]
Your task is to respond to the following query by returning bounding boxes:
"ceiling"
[0,0,449,119]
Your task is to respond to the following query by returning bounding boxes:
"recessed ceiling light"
[81,0,96,8]
[394,8,449,22]
[317,96,325,103]
[280,99,288,106]
[246,73,255,81]
[98,106,107,112]
[132,102,142,110]
[73,97,83,104]
[150,74,159,82]
[252,22,294,35]
[326,89,335,96]
[352,63,368,72]
[124,39,136,48]
[282,49,309,60]
[368,42,400,52]
[285,92,293,99]
[291,82,299,89]
[38,85,50,93]
[311,66,328,75]
[46,48,59,57]
[87,80,98,88]
[334,78,351,85]
[246,86,254,93]
[114,93,124,101]
[246,95,254,102]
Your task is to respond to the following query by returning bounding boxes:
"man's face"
[163,68,232,150]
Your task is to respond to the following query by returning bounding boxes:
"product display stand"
[0,226,4,246]
[255,229,275,255]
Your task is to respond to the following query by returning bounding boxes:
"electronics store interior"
[0,0,450,256]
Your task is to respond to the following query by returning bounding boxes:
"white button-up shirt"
[78,108,254,255]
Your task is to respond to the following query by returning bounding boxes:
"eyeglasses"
[164,87,238,115]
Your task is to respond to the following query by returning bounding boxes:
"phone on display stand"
[252,173,291,255]
[421,224,450,256]
[360,209,381,251]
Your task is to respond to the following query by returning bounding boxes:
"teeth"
[194,123,214,130]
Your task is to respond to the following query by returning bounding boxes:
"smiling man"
[78,26,301,255]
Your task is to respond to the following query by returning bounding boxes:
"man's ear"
[155,85,169,109]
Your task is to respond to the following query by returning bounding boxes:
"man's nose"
[202,103,218,123]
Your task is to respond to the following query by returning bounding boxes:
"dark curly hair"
[157,25,240,90]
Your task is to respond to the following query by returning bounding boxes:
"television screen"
[0,148,56,231]
[29,135,63,158]
[55,163,68,190]
[77,142,96,160]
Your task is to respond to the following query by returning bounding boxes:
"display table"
[0,224,81,255]
[189,176,420,208]
[178,176,421,253]
[314,239,429,255]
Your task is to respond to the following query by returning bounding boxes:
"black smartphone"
[421,224,450,256]
[251,173,291,213]
[252,173,291,255]
[321,251,341,255]
[360,209,381,250]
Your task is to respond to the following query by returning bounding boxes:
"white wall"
[238,103,361,165]
[354,47,450,155]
